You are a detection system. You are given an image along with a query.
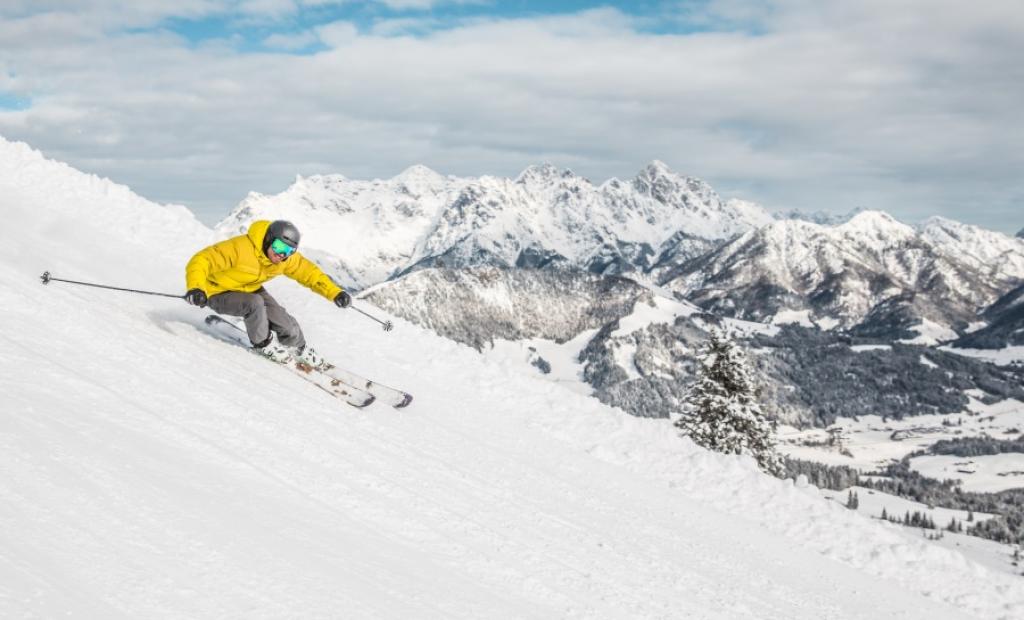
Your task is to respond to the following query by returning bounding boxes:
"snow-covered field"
[4,136,1024,618]
[778,395,1024,471]
[816,486,1019,575]
[820,486,993,526]
[909,454,1024,493]
[484,328,598,397]
[898,319,961,345]
[941,344,1024,367]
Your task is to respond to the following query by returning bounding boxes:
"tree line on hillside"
[750,325,1024,426]
[580,315,1024,428]
[922,435,1024,457]
[673,330,1024,546]
[784,458,1024,545]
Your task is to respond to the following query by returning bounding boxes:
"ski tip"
[352,394,376,408]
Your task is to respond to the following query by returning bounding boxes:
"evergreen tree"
[846,490,859,510]
[881,507,889,521]
[676,331,784,475]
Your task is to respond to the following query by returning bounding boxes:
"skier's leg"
[257,289,306,349]
[208,291,270,345]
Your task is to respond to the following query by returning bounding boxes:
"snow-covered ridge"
[216,161,774,290]
[772,206,868,226]
[664,209,1024,334]
[0,135,212,288]
[0,136,207,240]
[919,216,1024,281]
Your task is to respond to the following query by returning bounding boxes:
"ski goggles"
[270,237,296,258]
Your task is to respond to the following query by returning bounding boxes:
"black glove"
[334,290,352,308]
[185,288,208,307]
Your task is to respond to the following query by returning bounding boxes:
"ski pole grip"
[41,271,51,285]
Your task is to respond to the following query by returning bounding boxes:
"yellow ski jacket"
[185,220,343,301]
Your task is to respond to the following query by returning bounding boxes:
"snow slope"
[3,136,1024,619]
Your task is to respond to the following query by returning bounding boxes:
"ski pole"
[40,271,185,299]
[350,303,394,332]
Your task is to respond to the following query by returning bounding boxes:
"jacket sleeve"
[185,238,240,292]
[283,254,344,301]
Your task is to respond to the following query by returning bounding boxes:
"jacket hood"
[246,220,273,265]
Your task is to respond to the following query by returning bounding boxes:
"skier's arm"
[283,254,344,301]
[185,238,241,292]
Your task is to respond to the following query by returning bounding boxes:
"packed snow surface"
[3,136,1024,619]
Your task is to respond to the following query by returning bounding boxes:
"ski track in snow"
[2,136,1023,619]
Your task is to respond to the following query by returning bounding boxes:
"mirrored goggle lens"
[271,238,296,257]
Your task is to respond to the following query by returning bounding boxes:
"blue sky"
[0,92,31,111]
[158,1,715,53]
[0,1,1021,232]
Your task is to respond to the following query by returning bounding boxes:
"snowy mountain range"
[955,282,1024,349]
[364,265,1024,427]
[216,161,773,290]
[10,135,1024,619]
[661,212,1024,337]
[218,161,1024,347]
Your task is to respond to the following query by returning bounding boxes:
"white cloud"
[237,0,300,18]
[0,1,1022,233]
[371,0,487,10]
[370,16,445,37]
[376,0,436,9]
[263,30,320,50]
[315,20,359,46]
[0,1,232,30]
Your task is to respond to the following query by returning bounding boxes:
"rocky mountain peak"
[515,163,579,186]
[640,159,674,178]
[630,161,720,214]
[395,164,445,184]
[392,164,448,198]
[835,210,917,246]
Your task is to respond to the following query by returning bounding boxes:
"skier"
[183,219,351,366]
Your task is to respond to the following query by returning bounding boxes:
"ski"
[205,314,413,409]
[203,315,375,409]
[321,365,413,409]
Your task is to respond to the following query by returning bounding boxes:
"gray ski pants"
[208,288,305,348]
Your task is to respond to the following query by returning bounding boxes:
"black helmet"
[263,220,301,254]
